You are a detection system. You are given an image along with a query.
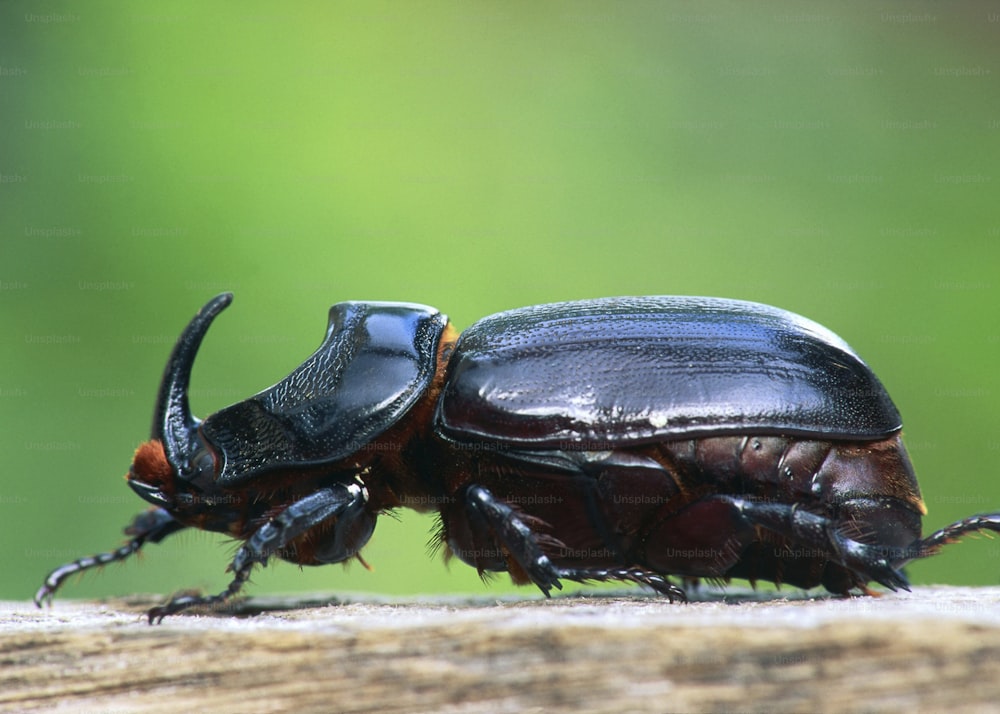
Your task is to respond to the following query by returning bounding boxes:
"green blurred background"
[3,2,998,604]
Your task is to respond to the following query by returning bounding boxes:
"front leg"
[35,507,185,607]
[147,482,367,623]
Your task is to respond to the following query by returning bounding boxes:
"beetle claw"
[835,539,913,593]
[526,556,565,596]
[870,563,910,593]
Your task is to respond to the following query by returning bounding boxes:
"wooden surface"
[4,586,1000,713]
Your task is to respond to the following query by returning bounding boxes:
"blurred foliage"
[2,2,999,603]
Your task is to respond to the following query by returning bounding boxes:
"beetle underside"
[437,433,927,597]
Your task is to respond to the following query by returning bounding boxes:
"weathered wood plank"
[4,587,1000,713]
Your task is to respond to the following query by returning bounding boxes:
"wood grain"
[4,586,1000,713]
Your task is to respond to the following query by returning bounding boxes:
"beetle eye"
[178,447,217,485]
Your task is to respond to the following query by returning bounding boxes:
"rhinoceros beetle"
[35,293,1000,622]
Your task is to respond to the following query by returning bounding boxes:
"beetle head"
[127,294,233,525]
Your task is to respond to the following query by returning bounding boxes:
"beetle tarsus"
[34,507,184,607]
[908,513,1000,560]
[147,568,252,624]
[552,566,687,601]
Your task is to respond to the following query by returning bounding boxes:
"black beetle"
[35,293,1000,622]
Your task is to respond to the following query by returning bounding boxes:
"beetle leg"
[464,485,685,601]
[464,484,564,595]
[497,449,674,566]
[551,565,687,601]
[35,507,185,607]
[907,513,1000,560]
[147,482,367,623]
[719,496,911,592]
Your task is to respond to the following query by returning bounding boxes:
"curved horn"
[153,293,233,474]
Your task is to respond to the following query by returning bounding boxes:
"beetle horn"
[153,293,233,473]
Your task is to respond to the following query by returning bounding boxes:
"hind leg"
[726,496,914,591]
[645,495,915,592]
[908,513,1000,559]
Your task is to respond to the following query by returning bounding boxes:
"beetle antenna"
[153,293,232,474]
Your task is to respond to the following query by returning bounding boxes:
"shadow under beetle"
[35,294,1000,622]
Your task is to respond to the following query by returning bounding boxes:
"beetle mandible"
[35,294,1000,622]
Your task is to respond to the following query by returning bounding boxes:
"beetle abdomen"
[437,297,901,447]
